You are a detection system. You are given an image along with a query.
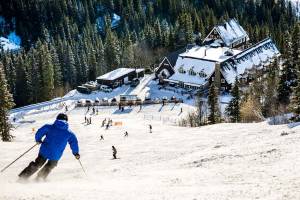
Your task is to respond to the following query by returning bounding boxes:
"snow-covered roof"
[167,37,280,87]
[167,57,215,86]
[97,68,136,81]
[180,46,241,62]
[97,68,144,81]
[221,38,280,84]
[207,19,249,47]
[136,69,145,73]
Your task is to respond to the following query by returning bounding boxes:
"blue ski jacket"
[35,120,79,161]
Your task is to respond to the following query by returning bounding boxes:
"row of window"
[178,66,207,78]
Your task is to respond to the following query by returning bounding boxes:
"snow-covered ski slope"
[1,103,300,200]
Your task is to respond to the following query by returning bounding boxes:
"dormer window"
[178,66,186,74]
[198,70,207,78]
[189,67,197,76]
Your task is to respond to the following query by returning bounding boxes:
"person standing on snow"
[112,146,117,159]
[149,124,152,133]
[18,113,80,181]
[124,131,128,137]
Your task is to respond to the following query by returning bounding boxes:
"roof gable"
[204,19,249,47]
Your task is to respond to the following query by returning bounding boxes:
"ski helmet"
[57,113,68,121]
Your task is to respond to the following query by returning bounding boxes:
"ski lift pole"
[0,143,39,173]
[77,159,87,177]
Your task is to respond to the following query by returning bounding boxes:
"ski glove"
[74,153,80,160]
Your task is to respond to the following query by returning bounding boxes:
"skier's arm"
[35,125,49,143]
[68,132,79,156]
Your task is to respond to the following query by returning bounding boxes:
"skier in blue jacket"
[18,113,80,180]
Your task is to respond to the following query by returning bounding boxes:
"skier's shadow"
[158,105,164,112]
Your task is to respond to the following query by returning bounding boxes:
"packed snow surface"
[1,103,300,200]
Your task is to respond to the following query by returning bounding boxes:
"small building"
[96,68,144,88]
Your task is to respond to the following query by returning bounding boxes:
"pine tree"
[185,13,194,44]
[292,24,300,71]
[65,45,77,87]
[0,62,15,141]
[105,28,121,70]
[36,41,55,101]
[277,31,296,107]
[15,54,31,106]
[262,59,279,117]
[291,73,300,121]
[208,83,220,124]
[226,79,241,122]
[121,29,134,67]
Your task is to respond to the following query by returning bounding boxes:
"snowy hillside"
[0,32,21,51]
[0,36,20,51]
[1,102,300,200]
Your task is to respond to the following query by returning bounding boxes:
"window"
[199,71,207,78]
[189,67,197,76]
[221,79,225,83]
[178,66,186,74]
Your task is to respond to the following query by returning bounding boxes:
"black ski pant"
[18,155,58,180]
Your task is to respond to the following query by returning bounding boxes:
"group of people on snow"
[18,111,153,181]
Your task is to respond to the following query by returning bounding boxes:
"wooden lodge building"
[155,19,281,92]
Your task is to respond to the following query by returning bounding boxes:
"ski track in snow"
[1,103,300,200]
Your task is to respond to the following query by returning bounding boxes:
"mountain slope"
[1,104,300,200]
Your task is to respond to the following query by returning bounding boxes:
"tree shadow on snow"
[113,108,133,114]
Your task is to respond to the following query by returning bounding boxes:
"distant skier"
[96,109,99,115]
[89,117,92,125]
[100,135,104,140]
[180,107,183,113]
[106,123,110,130]
[124,131,128,137]
[149,124,152,133]
[112,146,117,159]
[92,107,95,114]
[102,120,105,127]
[65,106,68,112]
[18,113,80,181]
[84,116,87,124]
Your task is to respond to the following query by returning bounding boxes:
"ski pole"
[77,159,87,176]
[0,143,39,173]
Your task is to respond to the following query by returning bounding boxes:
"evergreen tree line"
[0,0,298,108]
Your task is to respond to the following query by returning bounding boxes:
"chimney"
[204,47,207,57]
